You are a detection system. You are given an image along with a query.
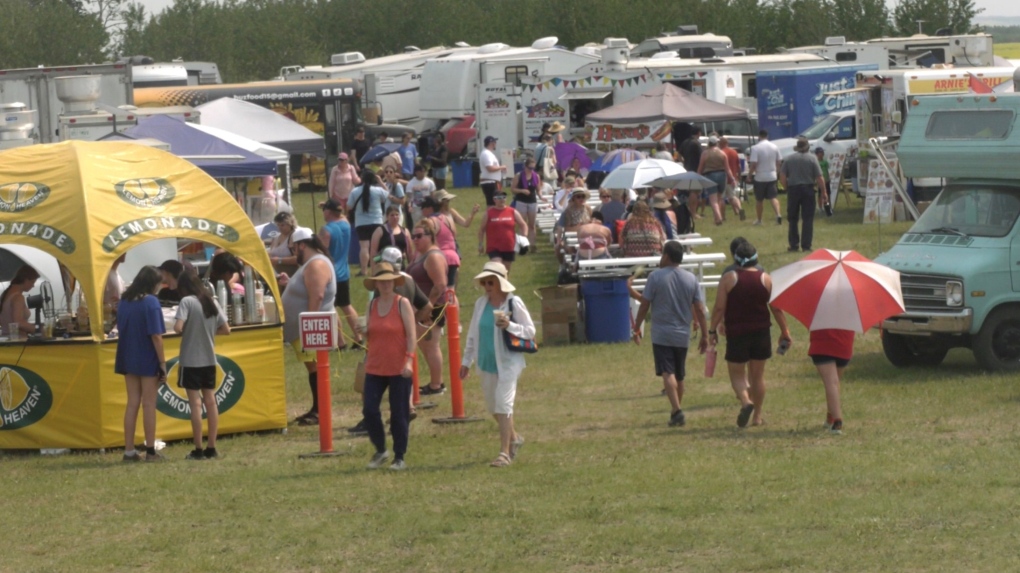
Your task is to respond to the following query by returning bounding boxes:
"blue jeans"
[362,373,412,459]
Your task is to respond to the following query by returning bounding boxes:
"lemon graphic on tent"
[114,178,175,208]
[0,367,30,426]
[0,182,50,212]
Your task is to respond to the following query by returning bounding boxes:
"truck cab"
[773,109,856,159]
[874,90,1020,370]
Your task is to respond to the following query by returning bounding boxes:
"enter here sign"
[299,311,338,351]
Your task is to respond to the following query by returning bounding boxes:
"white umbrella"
[599,158,685,190]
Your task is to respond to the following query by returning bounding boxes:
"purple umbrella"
[555,142,592,172]
[589,148,647,172]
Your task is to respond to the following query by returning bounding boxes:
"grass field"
[5,188,1020,572]
[994,42,1020,59]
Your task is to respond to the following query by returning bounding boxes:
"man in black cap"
[478,135,506,207]
[780,137,826,252]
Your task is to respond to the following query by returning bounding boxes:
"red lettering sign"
[299,312,337,351]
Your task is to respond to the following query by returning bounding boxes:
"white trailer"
[284,45,476,132]
[787,33,996,70]
[419,37,602,122]
[0,63,133,143]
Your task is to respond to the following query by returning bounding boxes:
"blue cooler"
[581,274,631,343]
[451,159,473,188]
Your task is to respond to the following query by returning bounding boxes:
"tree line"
[1,0,981,82]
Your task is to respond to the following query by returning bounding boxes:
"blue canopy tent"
[121,115,277,178]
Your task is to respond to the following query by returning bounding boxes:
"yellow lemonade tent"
[0,141,287,449]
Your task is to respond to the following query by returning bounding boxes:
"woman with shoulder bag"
[460,262,536,468]
[358,261,417,471]
[512,158,541,253]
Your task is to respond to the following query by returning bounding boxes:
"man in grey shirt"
[780,137,826,252]
[633,241,709,427]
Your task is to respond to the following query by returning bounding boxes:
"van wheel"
[973,308,1020,371]
[882,332,947,368]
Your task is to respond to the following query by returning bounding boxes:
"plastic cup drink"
[493,310,507,322]
[9,323,20,341]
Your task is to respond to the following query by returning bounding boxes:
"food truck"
[0,141,287,449]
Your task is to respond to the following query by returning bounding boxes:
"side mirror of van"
[823,132,837,142]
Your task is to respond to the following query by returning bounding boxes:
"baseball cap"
[379,246,403,268]
[484,135,498,146]
[319,197,343,212]
[291,226,315,243]
[338,152,349,160]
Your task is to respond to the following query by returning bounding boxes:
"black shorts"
[446,265,459,288]
[178,365,217,390]
[487,250,516,263]
[481,181,499,206]
[356,224,381,241]
[430,305,447,329]
[810,354,851,368]
[725,328,772,363]
[753,180,778,201]
[652,344,688,379]
[334,280,351,308]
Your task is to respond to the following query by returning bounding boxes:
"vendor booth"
[0,141,286,449]
[584,83,750,147]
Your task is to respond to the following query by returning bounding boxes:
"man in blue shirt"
[318,198,361,347]
[398,132,418,180]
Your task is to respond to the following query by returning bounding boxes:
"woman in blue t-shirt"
[348,170,391,276]
[115,266,167,462]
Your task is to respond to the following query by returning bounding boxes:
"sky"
[133,0,1020,22]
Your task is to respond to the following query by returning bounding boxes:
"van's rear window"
[926,110,1014,140]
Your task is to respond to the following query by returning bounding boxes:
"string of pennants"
[523,71,709,92]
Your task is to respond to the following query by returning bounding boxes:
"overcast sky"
[133,0,1020,24]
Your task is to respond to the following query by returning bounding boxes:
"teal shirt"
[478,303,498,374]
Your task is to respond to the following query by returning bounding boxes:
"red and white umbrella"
[769,249,905,333]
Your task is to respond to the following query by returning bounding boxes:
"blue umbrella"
[648,171,717,191]
[589,148,647,172]
[359,142,401,165]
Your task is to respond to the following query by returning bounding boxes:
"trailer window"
[505,66,528,86]
[834,52,857,62]
[926,110,1014,140]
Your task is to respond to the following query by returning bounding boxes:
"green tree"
[892,0,982,36]
[0,0,107,68]
[826,0,891,40]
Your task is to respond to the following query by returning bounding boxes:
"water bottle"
[777,339,791,356]
[704,347,717,378]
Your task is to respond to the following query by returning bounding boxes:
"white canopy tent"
[195,97,325,158]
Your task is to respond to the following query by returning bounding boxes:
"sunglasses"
[412,233,428,239]
[600,195,611,199]
[480,278,498,286]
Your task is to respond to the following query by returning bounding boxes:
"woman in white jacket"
[459,261,536,467]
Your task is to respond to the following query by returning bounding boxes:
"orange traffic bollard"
[434,289,481,424]
[411,352,421,405]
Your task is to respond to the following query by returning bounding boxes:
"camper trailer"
[630,30,734,59]
[284,45,476,131]
[419,37,602,123]
[788,33,996,70]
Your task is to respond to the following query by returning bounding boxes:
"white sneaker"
[752,220,762,226]
[367,450,390,469]
[389,459,407,471]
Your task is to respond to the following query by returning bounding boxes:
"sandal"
[489,452,512,468]
[296,412,319,426]
[510,435,525,460]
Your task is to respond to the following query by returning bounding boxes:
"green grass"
[5,189,1020,572]
[994,42,1020,59]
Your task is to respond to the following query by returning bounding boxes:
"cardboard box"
[543,321,574,346]
[539,284,578,323]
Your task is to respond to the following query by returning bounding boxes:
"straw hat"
[571,187,589,200]
[433,189,457,202]
[548,121,566,133]
[474,261,515,293]
[363,261,405,289]
[651,192,672,210]
[794,137,811,152]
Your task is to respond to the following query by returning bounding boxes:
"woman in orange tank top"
[359,261,416,471]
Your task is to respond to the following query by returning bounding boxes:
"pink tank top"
[432,214,460,267]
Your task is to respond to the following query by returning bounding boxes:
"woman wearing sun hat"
[359,261,417,471]
[460,261,536,468]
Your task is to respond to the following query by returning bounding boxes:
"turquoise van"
[876,89,1020,370]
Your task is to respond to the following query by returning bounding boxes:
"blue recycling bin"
[581,275,631,343]
[451,159,473,188]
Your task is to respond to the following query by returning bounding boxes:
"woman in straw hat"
[359,261,417,471]
[460,262,536,468]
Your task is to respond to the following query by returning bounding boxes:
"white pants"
[480,371,517,415]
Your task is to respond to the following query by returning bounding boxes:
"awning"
[560,90,612,100]
[824,87,873,95]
